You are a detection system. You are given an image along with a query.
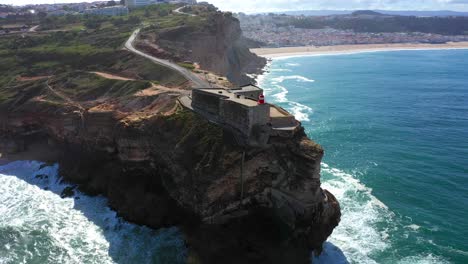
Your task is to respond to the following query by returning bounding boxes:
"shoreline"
[251,42,468,59]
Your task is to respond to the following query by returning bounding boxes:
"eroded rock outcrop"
[0,96,340,263]
[137,12,267,85]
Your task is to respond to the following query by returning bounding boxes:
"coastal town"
[241,25,468,47]
[0,0,195,34]
[238,12,468,47]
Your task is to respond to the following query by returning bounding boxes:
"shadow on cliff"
[312,242,350,264]
[0,161,186,264]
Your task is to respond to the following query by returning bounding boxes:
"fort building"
[184,85,299,146]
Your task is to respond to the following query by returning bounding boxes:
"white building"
[84,6,129,16]
[125,0,196,8]
[125,0,157,8]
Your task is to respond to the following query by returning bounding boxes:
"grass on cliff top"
[0,7,187,88]
[166,109,223,149]
[50,71,153,101]
[0,78,67,113]
[137,3,223,35]
[0,71,154,112]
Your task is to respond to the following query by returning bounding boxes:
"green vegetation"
[0,78,62,113]
[0,5,188,90]
[137,3,221,33]
[166,108,223,150]
[178,62,196,70]
[50,71,152,101]
[0,71,153,112]
[137,4,236,63]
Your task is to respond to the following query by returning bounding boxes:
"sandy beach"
[251,42,468,58]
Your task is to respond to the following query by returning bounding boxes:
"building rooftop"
[270,105,287,118]
[196,88,259,107]
[230,84,263,93]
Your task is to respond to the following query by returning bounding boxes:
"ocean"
[1,49,467,264]
[258,49,468,264]
[0,161,186,264]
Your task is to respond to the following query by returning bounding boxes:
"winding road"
[174,6,196,17]
[124,28,210,88]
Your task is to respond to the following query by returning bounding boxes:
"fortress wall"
[251,104,270,127]
[220,100,251,134]
[270,116,297,128]
[192,90,223,115]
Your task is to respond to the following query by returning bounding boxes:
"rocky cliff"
[137,11,267,85]
[0,72,340,263]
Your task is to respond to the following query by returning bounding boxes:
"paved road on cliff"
[125,28,210,88]
[174,6,196,16]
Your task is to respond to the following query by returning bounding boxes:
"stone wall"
[250,104,270,128]
[192,90,224,116]
[192,89,270,141]
[220,100,251,134]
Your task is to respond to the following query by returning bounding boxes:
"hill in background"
[270,10,468,17]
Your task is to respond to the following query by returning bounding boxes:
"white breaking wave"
[396,255,451,264]
[271,84,289,103]
[320,163,389,264]
[257,67,315,122]
[286,63,300,67]
[261,82,313,122]
[272,75,315,83]
[270,69,292,72]
[319,163,450,264]
[0,161,186,264]
[289,101,314,122]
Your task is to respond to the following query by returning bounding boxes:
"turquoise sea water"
[258,49,468,264]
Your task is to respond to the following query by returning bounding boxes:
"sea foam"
[0,161,186,264]
[319,163,451,264]
[272,75,315,83]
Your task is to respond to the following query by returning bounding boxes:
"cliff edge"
[136,5,267,85]
[0,73,340,262]
[0,4,339,263]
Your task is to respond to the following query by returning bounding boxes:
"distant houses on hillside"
[84,5,129,16]
[0,0,198,20]
[124,0,196,8]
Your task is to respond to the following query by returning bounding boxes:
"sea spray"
[0,161,187,264]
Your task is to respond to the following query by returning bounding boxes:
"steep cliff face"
[0,79,340,262]
[138,12,267,85]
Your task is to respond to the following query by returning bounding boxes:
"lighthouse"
[258,94,265,105]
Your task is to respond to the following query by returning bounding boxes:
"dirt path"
[135,84,189,97]
[91,72,136,81]
[91,71,188,96]
[45,77,85,112]
[17,76,50,82]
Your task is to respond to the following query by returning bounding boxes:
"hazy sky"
[2,0,468,12]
